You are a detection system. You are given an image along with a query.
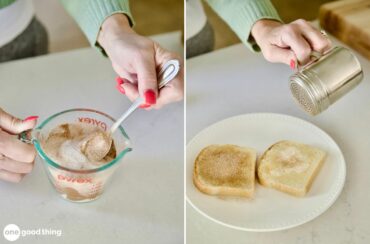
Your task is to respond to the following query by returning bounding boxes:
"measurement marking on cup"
[57,175,93,183]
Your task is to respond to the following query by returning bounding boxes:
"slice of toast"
[257,141,326,197]
[193,144,257,198]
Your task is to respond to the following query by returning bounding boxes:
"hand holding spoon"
[83,59,181,161]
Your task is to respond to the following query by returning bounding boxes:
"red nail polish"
[139,104,151,108]
[116,85,125,94]
[116,77,124,85]
[144,90,156,105]
[290,59,296,69]
[23,116,39,122]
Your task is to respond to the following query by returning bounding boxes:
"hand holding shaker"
[289,46,363,115]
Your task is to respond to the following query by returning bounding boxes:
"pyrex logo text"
[78,117,107,131]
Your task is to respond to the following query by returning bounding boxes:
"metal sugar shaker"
[289,46,363,115]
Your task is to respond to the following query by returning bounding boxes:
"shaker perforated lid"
[290,79,320,115]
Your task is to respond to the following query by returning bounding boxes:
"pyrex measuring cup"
[20,108,132,203]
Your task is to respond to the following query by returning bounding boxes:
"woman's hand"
[251,19,332,68]
[0,109,37,183]
[98,14,184,109]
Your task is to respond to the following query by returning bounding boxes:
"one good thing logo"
[3,224,62,241]
[3,224,20,242]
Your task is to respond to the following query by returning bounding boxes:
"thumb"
[135,54,158,105]
[0,108,38,134]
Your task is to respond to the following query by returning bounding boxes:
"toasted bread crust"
[193,145,256,198]
[257,173,306,197]
[304,152,326,194]
[193,173,254,197]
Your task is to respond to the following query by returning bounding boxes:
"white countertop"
[0,32,184,244]
[186,38,370,243]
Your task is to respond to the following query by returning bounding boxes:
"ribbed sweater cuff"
[228,0,282,51]
[81,0,134,47]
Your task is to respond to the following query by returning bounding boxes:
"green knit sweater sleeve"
[59,0,134,48]
[0,0,16,8]
[205,0,281,51]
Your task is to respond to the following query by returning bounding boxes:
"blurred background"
[34,0,335,53]
[33,0,183,53]
[203,0,336,50]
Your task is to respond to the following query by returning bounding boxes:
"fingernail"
[116,85,125,94]
[23,116,39,122]
[144,89,156,105]
[139,104,151,109]
[116,77,124,85]
[290,59,296,70]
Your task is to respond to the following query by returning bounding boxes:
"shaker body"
[290,46,363,115]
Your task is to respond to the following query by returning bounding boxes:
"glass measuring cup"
[20,108,132,203]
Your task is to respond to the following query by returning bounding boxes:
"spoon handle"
[110,59,181,133]
[157,59,180,89]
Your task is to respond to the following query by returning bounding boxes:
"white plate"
[186,113,346,232]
